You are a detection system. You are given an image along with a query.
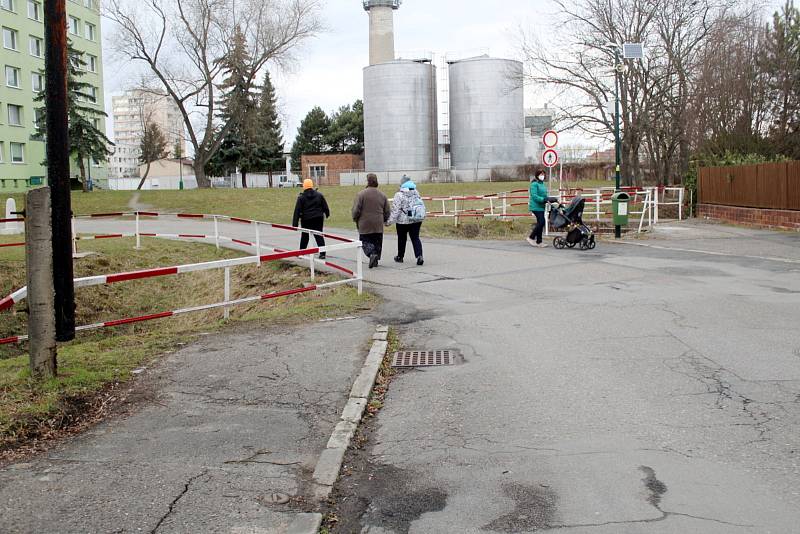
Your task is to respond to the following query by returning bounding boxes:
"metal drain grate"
[391,350,457,368]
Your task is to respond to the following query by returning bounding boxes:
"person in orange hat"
[292,179,330,259]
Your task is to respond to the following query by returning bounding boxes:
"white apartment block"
[110,90,186,178]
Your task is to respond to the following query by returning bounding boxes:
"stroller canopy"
[565,196,586,220]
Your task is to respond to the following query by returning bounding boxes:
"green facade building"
[0,0,107,192]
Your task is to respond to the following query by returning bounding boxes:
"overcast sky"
[103,0,787,152]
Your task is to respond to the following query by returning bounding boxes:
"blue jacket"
[529,180,548,212]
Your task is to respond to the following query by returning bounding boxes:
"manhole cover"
[391,350,458,368]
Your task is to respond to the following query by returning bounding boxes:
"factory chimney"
[363,0,401,65]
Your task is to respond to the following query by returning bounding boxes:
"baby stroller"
[549,196,596,250]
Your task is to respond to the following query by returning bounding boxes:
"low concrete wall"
[698,203,800,231]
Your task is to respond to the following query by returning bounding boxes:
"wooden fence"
[699,161,800,210]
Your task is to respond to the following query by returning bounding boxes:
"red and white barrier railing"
[0,213,363,345]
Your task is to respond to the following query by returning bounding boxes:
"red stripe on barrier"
[141,233,157,237]
[0,218,24,223]
[232,239,253,246]
[326,262,354,276]
[107,266,179,283]
[322,233,353,242]
[0,295,14,311]
[261,286,316,300]
[95,234,124,239]
[90,212,125,218]
[178,234,206,239]
[271,223,298,232]
[230,217,252,224]
[0,242,25,248]
[177,213,204,219]
[136,212,159,217]
[260,249,317,262]
[104,311,174,328]
[0,335,20,345]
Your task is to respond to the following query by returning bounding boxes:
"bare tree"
[520,0,742,185]
[105,0,322,188]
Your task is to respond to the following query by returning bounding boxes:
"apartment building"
[0,0,107,191]
[110,90,186,179]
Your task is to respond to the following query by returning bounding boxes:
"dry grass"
[0,237,376,455]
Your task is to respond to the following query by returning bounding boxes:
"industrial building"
[357,0,526,184]
[0,0,107,191]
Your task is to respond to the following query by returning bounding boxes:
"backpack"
[407,195,427,223]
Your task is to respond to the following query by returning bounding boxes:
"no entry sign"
[542,130,559,148]
[542,149,559,168]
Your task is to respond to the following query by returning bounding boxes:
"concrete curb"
[311,324,390,505]
[286,513,323,534]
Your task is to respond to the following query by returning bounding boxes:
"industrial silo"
[363,60,438,172]
[448,56,525,172]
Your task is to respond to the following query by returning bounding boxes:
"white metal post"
[135,212,141,249]
[489,197,495,216]
[678,188,684,220]
[654,187,660,225]
[544,204,550,236]
[502,194,508,220]
[309,253,316,281]
[213,216,220,250]
[255,222,261,264]
[71,215,77,256]
[596,190,601,221]
[441,199,446,216]
[223,267,231,320]
[356,244,363,295]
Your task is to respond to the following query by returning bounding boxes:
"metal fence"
[699,161,800,210]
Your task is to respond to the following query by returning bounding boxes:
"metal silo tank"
[448,56,524,170]
[363,60,438,172]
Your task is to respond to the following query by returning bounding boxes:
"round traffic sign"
[542,130,559,148]
[542,149,559,168]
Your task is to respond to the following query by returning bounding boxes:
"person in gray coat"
[352,173,390,268]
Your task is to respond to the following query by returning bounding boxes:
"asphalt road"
[8,216,800,533]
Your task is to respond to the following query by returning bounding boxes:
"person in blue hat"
[388,177,425,265]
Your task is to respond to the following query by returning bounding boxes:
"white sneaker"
[537,243,549,248]
[526,237,537,247]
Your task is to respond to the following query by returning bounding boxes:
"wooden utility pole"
[44,0,76,341]
[26,188,58,378]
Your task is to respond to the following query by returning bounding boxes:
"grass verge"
[0,237,376,458]
[9,180,612,241]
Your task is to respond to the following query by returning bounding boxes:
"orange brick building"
[301,154,365,186]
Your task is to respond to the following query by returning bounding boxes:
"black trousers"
[299,217,326,250]
[359,233,383,259]
[396,222,423,259]
[529,211,546,244]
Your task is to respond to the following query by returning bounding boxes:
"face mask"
[537,175,545,182]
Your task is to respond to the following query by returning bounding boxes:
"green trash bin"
[611,191,631,226]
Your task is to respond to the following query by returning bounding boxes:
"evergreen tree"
[290,106,331,170]
[35,42,113,191]
[326,99,364,154]
[763,1,800,158]
[137,121,169,190]
[252,70,285,187]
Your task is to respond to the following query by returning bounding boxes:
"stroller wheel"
[579,238,589,250]
[587,238,597,250]
[553,237,566,249]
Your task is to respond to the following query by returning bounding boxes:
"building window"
[29,35,43,57]
[2,27,18,51]
[1,0,13,11]
[8,104,23,126]
[33,107,44,128]
[309,165,327,180]
[86,86,97,104]
[0,142,4,163]
[10,142,24,163]
[27,1,40,20]
[5,66,21,88]
[68,16,79,36]
[86,54,97,72]
[83,0,94,8]
[84,22,95,41]
[31,71,43,92]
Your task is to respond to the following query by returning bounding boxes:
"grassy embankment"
[0,234,376,455]
[9,180,611,241]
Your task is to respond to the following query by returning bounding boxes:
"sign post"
[542,131,559,191]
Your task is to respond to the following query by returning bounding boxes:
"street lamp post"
[613,46,622,239]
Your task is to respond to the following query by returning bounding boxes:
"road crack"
[150,470,208,533]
